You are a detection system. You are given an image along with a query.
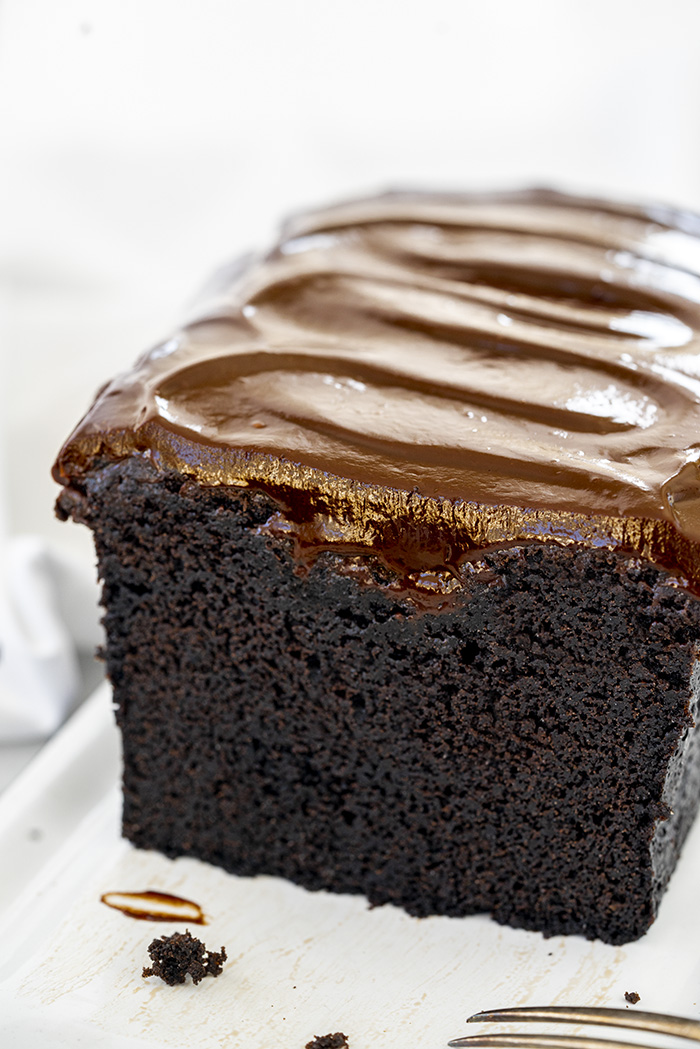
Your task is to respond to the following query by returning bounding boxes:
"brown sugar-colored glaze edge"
[53,188,700,594]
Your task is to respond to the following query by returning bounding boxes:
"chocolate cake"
[54,190,700,944]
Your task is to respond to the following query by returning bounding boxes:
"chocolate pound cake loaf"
[54,190,700,944]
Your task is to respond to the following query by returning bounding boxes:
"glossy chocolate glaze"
[54,189,700,597]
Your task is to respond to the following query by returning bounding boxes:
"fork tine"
[448,1035,657,1049]
[465,1008,700,1042]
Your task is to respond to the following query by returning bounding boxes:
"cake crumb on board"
[305,1034,349,1049]
[624,991,641,1004]
[142,930,226,986]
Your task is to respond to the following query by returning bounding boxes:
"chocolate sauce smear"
[54,190,700,594]
[100,890,207,924]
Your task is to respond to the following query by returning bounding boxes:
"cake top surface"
[55,189,700,589]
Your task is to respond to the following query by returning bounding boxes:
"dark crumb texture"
[62,458,700,945]
[305,1035,349,1049]
[625,991,641,1004]
[142,930,226,986]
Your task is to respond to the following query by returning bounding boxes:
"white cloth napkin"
[0,536,102,742]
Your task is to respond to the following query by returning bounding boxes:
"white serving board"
[1,683,699,1048]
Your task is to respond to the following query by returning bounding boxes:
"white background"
[2,0,700,564]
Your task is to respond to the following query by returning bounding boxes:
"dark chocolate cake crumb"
[624,991,641,1004]
[142,930,226,986]
[305,1034,349,1049]
[72,458,700,946]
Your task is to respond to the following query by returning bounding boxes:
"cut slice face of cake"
[53,189,700,944]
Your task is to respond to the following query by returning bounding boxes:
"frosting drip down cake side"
[54,190,700,944]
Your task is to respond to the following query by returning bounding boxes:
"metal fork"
[448,1006,700,1049]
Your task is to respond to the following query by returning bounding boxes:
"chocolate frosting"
[54,189,700,599]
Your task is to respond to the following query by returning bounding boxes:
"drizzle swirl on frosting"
[54,189,700,597]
